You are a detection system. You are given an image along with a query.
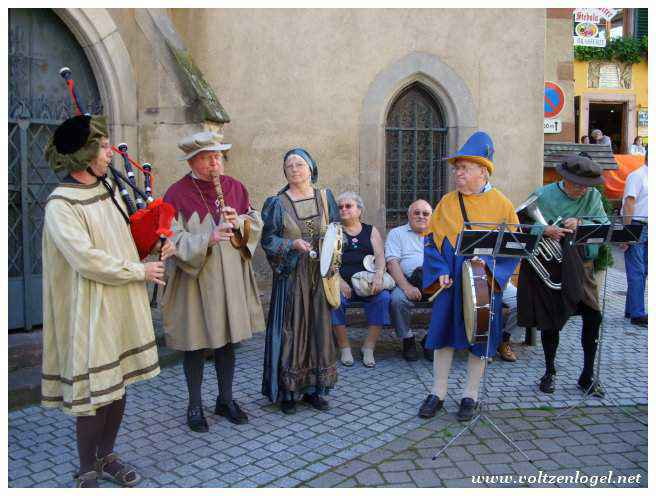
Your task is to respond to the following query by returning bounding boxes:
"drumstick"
[427,285,447,303]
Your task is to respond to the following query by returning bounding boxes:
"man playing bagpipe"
[517,155,608,398]
[41,114,175,487]
[419,132,519,421]
[160,131,265,432]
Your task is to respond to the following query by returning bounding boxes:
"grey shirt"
[385,223,424,277]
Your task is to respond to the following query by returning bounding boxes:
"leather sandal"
[96,452,141,487]
[74,470,99,488]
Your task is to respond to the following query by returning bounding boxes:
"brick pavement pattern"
[8,268,647,487]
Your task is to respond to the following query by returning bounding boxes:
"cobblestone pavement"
[8,268,648,488]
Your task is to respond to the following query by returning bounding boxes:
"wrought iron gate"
[385,83,448,229]
[8,9,102,329]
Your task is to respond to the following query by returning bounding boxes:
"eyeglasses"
[412,210,431,217]
[339,203,355,210]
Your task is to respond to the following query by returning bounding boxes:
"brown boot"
[497,342,517,362]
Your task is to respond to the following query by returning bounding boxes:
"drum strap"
[319,189,329,227]
[458,193,470,228]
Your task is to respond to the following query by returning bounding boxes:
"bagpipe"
[59,67,176,260]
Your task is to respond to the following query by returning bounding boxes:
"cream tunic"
[41,181,160,416]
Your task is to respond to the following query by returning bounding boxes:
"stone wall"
[544,8,576,143]
[170,9,546,225]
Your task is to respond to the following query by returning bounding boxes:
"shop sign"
[573,8,618,22]
[544,119,562,134]
[638,110,648,128]
[572,8,613,47]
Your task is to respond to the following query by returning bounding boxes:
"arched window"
[385,84,447,229]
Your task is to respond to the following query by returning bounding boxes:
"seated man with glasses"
[385,199,434,361]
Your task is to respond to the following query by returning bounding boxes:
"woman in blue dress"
[261,148,339,414]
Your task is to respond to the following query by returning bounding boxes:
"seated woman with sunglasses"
[332,191,391,367]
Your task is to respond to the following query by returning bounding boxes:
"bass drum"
[462,259,491,344]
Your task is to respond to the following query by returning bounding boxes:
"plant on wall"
[575,36,648,63]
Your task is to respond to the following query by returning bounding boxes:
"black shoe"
[539,372,556,394]
[578,377,606,398]
[420,336,433,362]
[418,394,444,418]
[630,316,648,328]
[402,337,419,361]
[281,399,297,415]
[214,399,249,425]
[457,398,478,422]
[302,393,330,411]
[187,405,209,432]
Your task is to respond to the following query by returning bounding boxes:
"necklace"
[190,175,217,219]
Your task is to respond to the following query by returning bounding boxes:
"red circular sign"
[544,82,565,119]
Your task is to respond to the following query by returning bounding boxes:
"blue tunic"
[422,234,518,357]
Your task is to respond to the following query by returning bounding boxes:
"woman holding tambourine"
[261,148,339,415]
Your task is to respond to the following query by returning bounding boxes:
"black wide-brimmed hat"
[555,155,604,186]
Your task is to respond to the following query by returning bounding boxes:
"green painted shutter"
[633,8,648,39]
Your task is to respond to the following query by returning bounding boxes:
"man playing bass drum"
[517,155,608,397]
[419,131,519,422]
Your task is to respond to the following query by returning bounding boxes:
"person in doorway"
[590,129,611,147]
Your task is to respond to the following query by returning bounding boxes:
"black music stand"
[555,216,646,424]
[431,222,541,463]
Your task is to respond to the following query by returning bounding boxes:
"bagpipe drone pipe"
[59,67,176,261]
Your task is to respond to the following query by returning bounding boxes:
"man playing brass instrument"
[517,155,608,397]
[161,131,265,432]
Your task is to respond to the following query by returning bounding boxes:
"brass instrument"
[210,170,252,260]
[516,194,563,291]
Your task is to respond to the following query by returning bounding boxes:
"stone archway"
[53,8,138,147]
[359,52,477,231]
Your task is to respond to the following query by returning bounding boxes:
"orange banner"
[603,154,646,200]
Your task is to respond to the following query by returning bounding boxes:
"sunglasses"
[412,210,431,217]
[339,203,355,210]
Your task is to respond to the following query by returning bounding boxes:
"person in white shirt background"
[621,147,648,327]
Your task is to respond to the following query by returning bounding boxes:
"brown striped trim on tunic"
[46,191,111,207]
[56,181,102,189]
[42,340,157,384]
[41,361,160,406]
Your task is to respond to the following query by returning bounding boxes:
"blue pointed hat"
[447,131,495,174]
